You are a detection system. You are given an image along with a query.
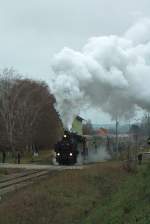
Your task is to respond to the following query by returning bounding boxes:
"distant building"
[97,128,108,137]
[71,116,84,135]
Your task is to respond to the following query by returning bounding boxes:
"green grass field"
[85,162,150,224]
[0,161,149,224]
[0,149,53,165]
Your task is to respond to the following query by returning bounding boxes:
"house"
[71,116,84,135]
[97,128,108,137]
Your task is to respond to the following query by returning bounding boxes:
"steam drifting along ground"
[49,18,150,129]
[77,149,110,165]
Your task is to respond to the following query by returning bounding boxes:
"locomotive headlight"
[69,152,73,156]
[57,153,60,156]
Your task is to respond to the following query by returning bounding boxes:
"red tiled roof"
[97,128,108,136]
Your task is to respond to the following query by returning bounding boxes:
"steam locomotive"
[54,131,87,165]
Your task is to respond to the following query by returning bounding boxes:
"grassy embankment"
[0,161,149,224]
[0,149,53,164]
[85,162,150,224]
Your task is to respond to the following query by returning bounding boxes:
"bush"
[122,159,137,173]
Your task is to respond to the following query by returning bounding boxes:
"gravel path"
[0,163,84,170]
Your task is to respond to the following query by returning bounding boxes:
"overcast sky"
[0,0,150,124]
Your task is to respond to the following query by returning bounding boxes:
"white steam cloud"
[50,18,150,129]
[87,146,110,163]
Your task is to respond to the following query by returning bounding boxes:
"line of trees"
[0,68,63,156]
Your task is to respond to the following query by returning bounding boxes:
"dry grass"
[0,168,24,176]
[0,162,128,224]
[0,149,53,165]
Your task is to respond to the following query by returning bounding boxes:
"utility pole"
[147,113,150,136]
[115,119,119,158]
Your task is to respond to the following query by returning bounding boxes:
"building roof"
[97,128,108,136]
[76,115,84,122]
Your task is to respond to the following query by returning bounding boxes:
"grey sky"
[0,0,149,123]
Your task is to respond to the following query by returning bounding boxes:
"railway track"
[0,163,84,196]
[0,170,49,196]
[0,164,84,196]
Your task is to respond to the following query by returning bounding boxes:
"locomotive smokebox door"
[147,137,150,145]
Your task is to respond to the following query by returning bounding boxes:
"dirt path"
[0,163,84,170]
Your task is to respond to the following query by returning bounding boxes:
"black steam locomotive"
[54,131,86,165]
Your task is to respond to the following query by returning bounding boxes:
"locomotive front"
[55,131,79,165]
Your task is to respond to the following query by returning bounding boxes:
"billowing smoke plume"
[50,18,150,129]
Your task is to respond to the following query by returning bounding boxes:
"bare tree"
[10,79,63,152]
[83,120,95,135]
[0,68,63,156]
[0,68,20,153]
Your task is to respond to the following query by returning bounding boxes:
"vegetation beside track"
[0,168,24,176]
[0,149,53,165]
[0,161,149,224]
[0,162,127,224]
[85,162,150,224]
